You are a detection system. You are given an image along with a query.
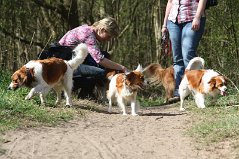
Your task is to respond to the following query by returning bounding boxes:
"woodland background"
[0,0,238,85]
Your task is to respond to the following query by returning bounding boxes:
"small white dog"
[179,57,227,111]
[8,43,88,106]
[107,64,145,116]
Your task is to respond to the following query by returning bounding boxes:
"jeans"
[167,17,206,96]
[73,64,106,98]
[73,64,105,78]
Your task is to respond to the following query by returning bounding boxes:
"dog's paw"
[179,107,186,111]
[25,95,31,100]
[131,113,139,116]
[65,103,72,107]
[122,113,128,116]
[108,108,112,113]
[65,105,72,108]
[55,101,60,105]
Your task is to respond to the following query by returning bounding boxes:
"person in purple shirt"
[59,17,128,100]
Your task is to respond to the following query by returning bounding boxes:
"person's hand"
[121,65,129,73]
[161,26,168,35]
[192,17,200,31]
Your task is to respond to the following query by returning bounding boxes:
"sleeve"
[84,33,104,63]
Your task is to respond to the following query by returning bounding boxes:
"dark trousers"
[73,64,106,99]
[72,51,110,99]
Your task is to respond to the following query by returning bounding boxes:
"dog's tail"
[68,43,88,70]
[142,63,162,78]
[142,63,163,86]
[185,57,204,71]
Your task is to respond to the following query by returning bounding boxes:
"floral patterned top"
[58,24,104,63]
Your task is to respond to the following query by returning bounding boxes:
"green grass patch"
[138,86,166,107]
[0,71,78,133]
[139,97,165,107]
[186,89,239,145]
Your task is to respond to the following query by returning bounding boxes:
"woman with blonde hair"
[59,17,127,99]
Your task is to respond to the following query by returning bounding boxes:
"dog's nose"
[145,80,150,85]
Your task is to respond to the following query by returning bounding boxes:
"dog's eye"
[217,83,223,87]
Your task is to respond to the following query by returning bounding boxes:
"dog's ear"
[24,68,35,86]
[208,77,216,90]
[29,68,34,77]
[126,72,135,81]
[125,72,136,86]
[135,64,143,72]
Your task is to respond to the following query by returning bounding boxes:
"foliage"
[0,0,238,86]
[198,1,239,85]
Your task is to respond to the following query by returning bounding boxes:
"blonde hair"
[92,17,119,37]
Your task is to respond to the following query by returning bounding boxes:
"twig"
[37,34,53,59]
[28,31,35,52]
[226,105,239,108]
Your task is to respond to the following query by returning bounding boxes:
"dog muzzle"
[219,86,227,96]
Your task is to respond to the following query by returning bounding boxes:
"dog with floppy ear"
[8,43,88,106]
[107,64,146,116]
[179,57,227,111]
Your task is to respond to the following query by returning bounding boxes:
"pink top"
[168,0,199,24]
[58,24,104,63]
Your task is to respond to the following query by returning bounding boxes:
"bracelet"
[162,25,167,28]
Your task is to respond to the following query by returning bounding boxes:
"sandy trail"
[0,103,233,159]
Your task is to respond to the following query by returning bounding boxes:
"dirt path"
[0,102,233,159]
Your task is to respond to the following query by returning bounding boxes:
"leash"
[161,32,172,56]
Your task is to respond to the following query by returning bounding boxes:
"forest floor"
[0,100,236,159]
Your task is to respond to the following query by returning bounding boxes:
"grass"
[185,89,239,146]
[138,86,166,107]
[0,71,78,133]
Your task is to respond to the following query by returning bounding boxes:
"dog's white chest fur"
[107,74,140,116]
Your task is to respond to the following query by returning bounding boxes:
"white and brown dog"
[179,57,227,111]
[143,63,175,103]
[8,43,88,106]
[107,65,146,116]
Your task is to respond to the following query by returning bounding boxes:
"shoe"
[168,96,180,103]
[78,91,97,101]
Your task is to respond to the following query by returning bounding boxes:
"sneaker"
[168,96,180,103]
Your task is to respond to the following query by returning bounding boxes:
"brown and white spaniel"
[179,57,227,111]
[107,65,146,116]
[8,43,88,106]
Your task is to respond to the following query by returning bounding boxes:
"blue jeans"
[167,17,206,96]
[73,64,105,78]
